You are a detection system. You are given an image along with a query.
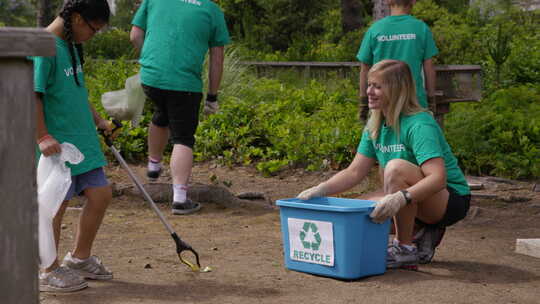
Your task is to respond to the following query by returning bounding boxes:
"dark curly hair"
[59,0,110,86]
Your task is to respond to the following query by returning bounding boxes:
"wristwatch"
[206,93,218,102]
[400,190,412,205]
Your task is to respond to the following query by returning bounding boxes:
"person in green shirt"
[34,0,114,293]
[298,60,470,270]
[357,0,439,120]
[130,0,230,215]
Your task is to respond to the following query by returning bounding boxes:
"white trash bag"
[101,73,145,127]
[37,142,84,268]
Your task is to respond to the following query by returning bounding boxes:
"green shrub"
[445,85,540,179]
[84,57,540,180]
[195,77,362,174]
[85,28,137,59]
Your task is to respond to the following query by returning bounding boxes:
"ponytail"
[59,0,110,86]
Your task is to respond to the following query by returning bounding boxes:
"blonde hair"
[365,59,425,140]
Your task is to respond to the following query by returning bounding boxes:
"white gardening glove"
[370,191,407,223]
[297,183,328,200]
[203,100,219,115]
[203,94,219,115]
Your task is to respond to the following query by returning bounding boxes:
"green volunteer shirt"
[357,112,469,195]
[132,0,231,92]
[357,15,438,108]
[32,37,106,176]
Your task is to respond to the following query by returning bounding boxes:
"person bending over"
[298,60,470,270]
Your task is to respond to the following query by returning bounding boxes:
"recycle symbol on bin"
[300,222,322,250]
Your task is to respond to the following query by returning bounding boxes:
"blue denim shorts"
[64,167,109,201]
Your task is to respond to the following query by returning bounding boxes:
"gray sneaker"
[387,240,419,270]
[413,226,446,264]
[172,199,201,215]
[39,266,88,293]
[62,252,113,280]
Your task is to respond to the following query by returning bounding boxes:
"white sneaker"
[386,240,419,270]
[39,266,88,293]
[62,252,113,280]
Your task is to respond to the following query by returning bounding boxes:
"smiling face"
[366,74,387,111]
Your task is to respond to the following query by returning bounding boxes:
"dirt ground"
[41,162,540,304]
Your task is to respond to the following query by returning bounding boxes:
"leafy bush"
[195,77,362,174]
[445,85,540,179]
[85,28,137,59]
[84,57,540,179]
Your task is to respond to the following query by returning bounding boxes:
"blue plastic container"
[276,197,390,280]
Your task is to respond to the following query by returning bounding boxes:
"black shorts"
[142,84,202,148]
[417,187,471,228]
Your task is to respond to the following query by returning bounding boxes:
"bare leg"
[44,201,69,272]
[170,144,193,185]
[148,122,169,161]
[383,159,448,245]
[71,185,111,259]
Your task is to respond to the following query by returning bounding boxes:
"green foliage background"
[2,0,539,179]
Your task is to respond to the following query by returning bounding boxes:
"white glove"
[203,100,219,115]
[369,191,407,223]
[297,183,327,200]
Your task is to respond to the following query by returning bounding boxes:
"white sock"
[395,240,415,251]
[68,252,85,263]
[173,184,188,202]
[148,158,161,172]
[71,256,85,263]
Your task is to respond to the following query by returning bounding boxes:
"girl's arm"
[370,157,447,223]
[323,153,376,195]
[130,26,145,53]
[423,58,437,102]
[298,153,376,199]
[208,46,224,95]
[407,157,447,203]
[88,102,111,132]
[359,62,371,99]
[36,93,61,156]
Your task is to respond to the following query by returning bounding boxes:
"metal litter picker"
[101,121,204,272]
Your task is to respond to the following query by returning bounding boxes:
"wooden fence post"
[0,27,55,304]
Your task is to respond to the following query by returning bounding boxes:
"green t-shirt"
[357,15,439,108]
[132,0,231,92]
[32,37,106,176]
[357,112,469,195]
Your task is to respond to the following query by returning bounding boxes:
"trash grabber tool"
[100,120,202,272]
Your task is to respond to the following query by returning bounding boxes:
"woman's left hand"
[370,191,407,223]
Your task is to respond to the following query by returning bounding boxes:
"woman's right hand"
[39,135,61,156]
[297,183,327,200]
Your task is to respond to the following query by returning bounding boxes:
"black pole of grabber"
[103,124,201,271]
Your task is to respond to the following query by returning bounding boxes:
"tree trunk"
[373,0,390,20]
[341,0,364,33]
[37,0,55,27]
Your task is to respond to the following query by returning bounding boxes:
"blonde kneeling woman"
[297,60,470,270]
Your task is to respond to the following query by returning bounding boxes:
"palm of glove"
[203,101,219,115]
[369,191,407,223]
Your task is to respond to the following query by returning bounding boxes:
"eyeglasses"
[82,17,99,34]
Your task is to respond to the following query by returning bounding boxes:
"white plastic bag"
[37,142,84,268]
[101,73,145,127]
[101,89,129,120]
[124,74,146,127]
